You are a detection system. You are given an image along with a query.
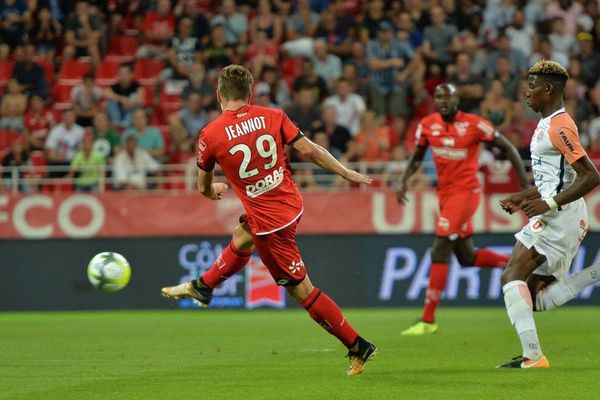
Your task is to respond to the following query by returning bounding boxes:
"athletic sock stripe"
[303,289,322,310]
[229,242,252,257]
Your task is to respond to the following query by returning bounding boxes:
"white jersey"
[530,108,584,199]
[516,107,589,277]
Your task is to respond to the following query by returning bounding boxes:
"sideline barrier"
[1,189,600,239]
[2,233,599,310]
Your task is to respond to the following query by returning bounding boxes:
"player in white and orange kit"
[397,83,529,335]
[497,60,600,369]
[161,65,377,375]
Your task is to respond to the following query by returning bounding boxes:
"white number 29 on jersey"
[229,134,278,179]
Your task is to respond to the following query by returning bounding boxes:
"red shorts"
[252,219,306,286]
[436,190,480,239]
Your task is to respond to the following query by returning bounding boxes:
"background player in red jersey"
[162,65,376,376]
[397,83,529,335]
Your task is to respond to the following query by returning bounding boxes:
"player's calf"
[536,262,600,311]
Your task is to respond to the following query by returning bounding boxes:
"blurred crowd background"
[1,0,599,192]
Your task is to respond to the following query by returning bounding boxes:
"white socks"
[503,280,542,360]
[536,263,600,311]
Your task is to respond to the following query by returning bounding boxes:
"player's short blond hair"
[217,65,254,102]
[528,59,569,82]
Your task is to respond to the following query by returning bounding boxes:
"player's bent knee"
[431,237,456,262]
[286,276,314,303]
[232,224,254,251]
[501,268,518,285]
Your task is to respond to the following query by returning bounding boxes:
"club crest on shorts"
[530,219,546,233]
[288,260,305,274]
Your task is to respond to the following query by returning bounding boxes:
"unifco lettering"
[225,116,267,141]
[246,167,285,198]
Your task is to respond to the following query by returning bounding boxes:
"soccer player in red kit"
[161,65,377,375]
[397,83,529,335]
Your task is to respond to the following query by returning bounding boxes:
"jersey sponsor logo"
[431,147,467,160]
[558,130,575,152]
[246,166,285,198]
[454,121,469,136]
[198,138,207,151]
[438,216,450,231]
[430,122,443,131]
[432,130,440,136]
[225,116,267,141]
[440,137,455,147]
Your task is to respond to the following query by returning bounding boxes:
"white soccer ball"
[87,252,131,293]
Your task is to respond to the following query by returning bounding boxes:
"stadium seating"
[37,59,55,85]
[52,84,74,110]
[0,130,19,159]
[26,150,47,180]
[58,60,91,85]
[158,86,184,120]
[141,85,155,108]
[96,59,122,87]
[0,60,14,87]
[106,36,138,63]
[282,57,304,89]
[134,59,164,86]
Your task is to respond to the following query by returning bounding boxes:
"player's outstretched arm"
[197,169,229,200]
[520,156,600,217]
[491,134,529,190]
[292,137,372,184]
[396,144,427,205]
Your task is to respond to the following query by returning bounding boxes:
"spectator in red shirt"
[353,111,391,162]
[246,30,279,77]
[136,0,175,59]
[24,95,56,150]
[108,0,147,36]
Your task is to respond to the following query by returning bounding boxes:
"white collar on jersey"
[544,107,566,120]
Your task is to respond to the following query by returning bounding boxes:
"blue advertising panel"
[1,234,599,310]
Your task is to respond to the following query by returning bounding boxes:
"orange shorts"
[252,219,306,286]
[436,190,480,239]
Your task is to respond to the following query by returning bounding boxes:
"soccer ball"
[87,252,131,292]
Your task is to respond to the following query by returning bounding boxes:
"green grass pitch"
[1,307,600,400]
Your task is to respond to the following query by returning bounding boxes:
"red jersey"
[24,110,55,140]
[142,13,175,45]
[197,104,304,235]
[416,111,497,193]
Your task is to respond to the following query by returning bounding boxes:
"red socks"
[474,249,509,268]
[419,250,508,323]
[421,262,449,323]
[301,288,359,348]
[200,240,253,289]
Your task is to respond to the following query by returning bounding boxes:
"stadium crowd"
[0,0,600,192]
